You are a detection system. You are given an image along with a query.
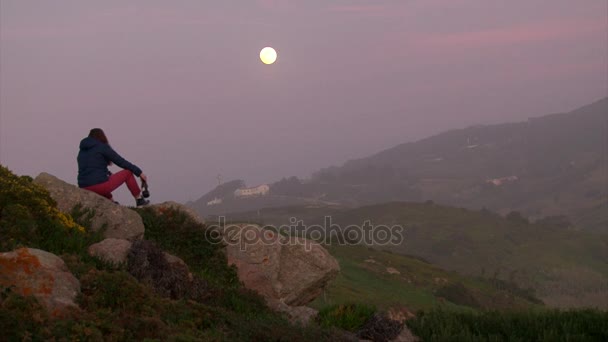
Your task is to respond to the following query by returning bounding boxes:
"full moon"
[260,47,277,65]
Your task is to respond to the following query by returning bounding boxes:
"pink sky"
[1,0,606,203]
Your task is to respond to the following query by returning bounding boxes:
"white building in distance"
[486,176,518,186]
[234,184,270,198]
[207,198,223,206]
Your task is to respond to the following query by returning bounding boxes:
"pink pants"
[83,170,141,200]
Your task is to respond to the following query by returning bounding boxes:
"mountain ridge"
[190,98,608,232]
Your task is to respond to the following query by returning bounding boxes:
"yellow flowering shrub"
[0,165,89,253]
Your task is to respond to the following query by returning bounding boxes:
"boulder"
[163,252,191,278]
[222,223,339,307]
[0,248,80,316]
[275,302,318,326]
[88,238,132,265]
[150,201,205,225]
[88,239,190,280]
[34,173,145,241]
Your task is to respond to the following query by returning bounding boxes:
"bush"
[135,206,238,288]
[127,240,210,302]
[317,303,376,332]
[134,207,272,314]
[357,313,403,342]
[0,165,99,255]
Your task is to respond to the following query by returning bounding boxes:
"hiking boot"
[136,197,150,207]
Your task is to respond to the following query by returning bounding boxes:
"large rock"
[88,239,188,276]
[276,302,319,326]
[221,223,340,307]
[88,238,132,265]
[0,248,80,316]
[34,173,145,241]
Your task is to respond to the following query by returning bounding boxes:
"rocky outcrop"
[0,248,80,316]
[88,239,190,276]
[88,238,132,265]
[221,223,340,307]
[34,173,145,241]
[275,302,319,326]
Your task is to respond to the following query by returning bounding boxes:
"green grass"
[323,202,608,308]
[135,206,240,288]
[406,308,608,341]
[311,244,541,312]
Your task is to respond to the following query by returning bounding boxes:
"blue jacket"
[77,137,142,187]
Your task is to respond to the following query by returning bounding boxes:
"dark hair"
[89,128,109,144]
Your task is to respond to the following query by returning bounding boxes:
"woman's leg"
[83,170,141,199]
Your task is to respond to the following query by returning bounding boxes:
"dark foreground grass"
[406,308,608,341]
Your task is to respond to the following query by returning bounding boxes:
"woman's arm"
[101,145,143,177]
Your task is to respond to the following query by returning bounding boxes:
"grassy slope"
[0,166,347,341]
[311,245,540,312]
[215,202,608,308]
[3,166,608,340]
[327,202,608,308]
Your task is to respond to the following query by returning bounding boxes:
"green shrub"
[317,303,376,332]
[135,207,239,288]
[79,270,154,312]
[135,207,271,314]
[0,165,99,255]
[0,286,49,341]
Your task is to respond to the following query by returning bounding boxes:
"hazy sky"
[1,0,607,203]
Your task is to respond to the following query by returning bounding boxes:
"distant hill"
[190,98,607,232]
[187,179,314,217]
[217,202,608,309]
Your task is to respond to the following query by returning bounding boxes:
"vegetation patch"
[356,313,403,341]
[435,282,480,308]
[0,165,100,257]
[317,303,376,332]
[406,308,608,341]
[0,167,352,341]
[127,239,210,302]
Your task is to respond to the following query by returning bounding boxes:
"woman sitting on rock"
[77,128,149,206]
